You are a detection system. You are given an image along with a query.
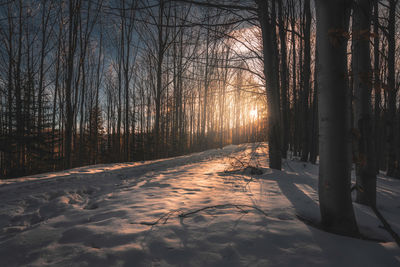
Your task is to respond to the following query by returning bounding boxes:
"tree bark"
[64,0,80,169]
[278,0,289,159]
[309,48,319,164]
[373,0,381,174]
[352,0,376,207]
[301,0,311,162]
[386,0,398,177]
[315,0,359,236]
[256,0,282,170]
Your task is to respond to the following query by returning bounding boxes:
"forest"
[0,0,400,266]
[1,0,399,178]
[0,0,269,178]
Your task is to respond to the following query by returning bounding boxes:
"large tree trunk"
[256,0,282,170]
[315,0,359,236]
[352,0,376,207]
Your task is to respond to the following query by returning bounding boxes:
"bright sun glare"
[249,109,258,120]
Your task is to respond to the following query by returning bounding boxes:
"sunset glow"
[250,108,258,120]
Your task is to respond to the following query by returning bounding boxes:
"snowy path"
[0,143,399,266]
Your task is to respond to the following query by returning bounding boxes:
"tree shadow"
[258,167,400,266]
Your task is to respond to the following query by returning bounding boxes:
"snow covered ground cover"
[0,143,399,266]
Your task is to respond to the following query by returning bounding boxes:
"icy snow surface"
[0,143,399,266]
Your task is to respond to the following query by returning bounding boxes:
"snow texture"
[0,143,399,266]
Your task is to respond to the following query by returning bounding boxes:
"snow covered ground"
[0,143,399,266]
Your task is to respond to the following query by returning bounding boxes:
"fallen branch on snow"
[138,204,268,226]
[225,144,264,175]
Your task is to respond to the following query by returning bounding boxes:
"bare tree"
[315,0,359,236]
[386,0,398,177]
[64,0,81,168]
[352,0,376,207]
[256,0,282,170]
[301,0,311,162]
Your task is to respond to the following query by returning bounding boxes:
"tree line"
[0,0,267,178]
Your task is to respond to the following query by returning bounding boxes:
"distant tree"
[301,0,311,162]
[64,0,81,169]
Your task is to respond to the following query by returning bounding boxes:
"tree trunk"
[290,0,297,155]
[154,0,165,158]
[386,0,398,177]
[315,0,359,236]
[278,0,289,158]
[256,0,282,170]
[373,0,381,174]
[301,0,311,162]
[309,47,319,164]
[65,0,80,169]
[352,0,376,207]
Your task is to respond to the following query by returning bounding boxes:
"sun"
[249,109,258,120]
